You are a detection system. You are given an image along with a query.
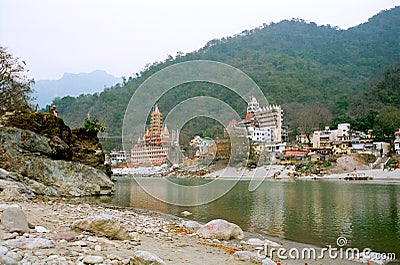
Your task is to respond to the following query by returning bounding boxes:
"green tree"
[0,46,34,112]
[373,106,400,140]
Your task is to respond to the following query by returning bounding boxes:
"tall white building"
[244,97,284,144]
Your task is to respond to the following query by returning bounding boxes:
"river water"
[90,177,400,257]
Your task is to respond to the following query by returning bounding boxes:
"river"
[88,177,400,257]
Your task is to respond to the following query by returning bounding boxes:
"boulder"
[130,250,166,265]
[71,214,129,240]
[3,238,55,250]
[196,219,244,240]
[0,205,29,233]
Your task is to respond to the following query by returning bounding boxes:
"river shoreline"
[0,196,371,264]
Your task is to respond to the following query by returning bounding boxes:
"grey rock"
[130,250,166,265]
[0,205,29,233]
[0,255,18,265]
[82,255,104,264]
[3,237,55,250]
[196,219,244,240]
[1,232,18,240]
[181,220,202,233]
[0,246,8,255]
[72,214,129,240]
[5,251,22,262]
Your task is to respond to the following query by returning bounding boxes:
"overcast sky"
[1,0,399,80]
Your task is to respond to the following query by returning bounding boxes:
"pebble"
[94,245,102,251]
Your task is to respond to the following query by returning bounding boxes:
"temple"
[131,105,178,166]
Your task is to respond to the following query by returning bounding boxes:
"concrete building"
[242,97,285,145]
[312,123,351,149]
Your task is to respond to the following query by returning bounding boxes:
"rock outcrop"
[0,111,114,197]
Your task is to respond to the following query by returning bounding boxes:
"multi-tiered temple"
[131,106,178,166]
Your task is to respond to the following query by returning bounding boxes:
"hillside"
[33,70,121,108]
[51,7,400,146]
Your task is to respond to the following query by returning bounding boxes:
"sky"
[1,0,399,80]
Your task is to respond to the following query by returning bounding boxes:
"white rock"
[180,211,192,216]
[94,245,102,251]
[129,232,140,242]
[196,219,244,240]
[34,226,49,233]
[130,250,166,265]
[83,255,104,264]
[246,238,265,246]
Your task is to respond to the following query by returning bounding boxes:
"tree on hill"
[0,46,35,113]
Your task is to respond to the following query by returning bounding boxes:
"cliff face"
[0,112,114,197]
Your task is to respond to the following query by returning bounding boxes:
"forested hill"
[52,6,400,140]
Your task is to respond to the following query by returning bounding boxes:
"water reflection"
[86,178,400,256]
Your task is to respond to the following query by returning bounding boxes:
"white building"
[247,126,271,143]
[395,130,400,156]
[312,123,351,148]
[244,97,284,144]
[110,150,129,166]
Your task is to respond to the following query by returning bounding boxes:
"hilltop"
[51,7,400,145]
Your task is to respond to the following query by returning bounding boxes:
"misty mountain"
[33,70,121,108]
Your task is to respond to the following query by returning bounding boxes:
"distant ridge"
[33,70,121,107]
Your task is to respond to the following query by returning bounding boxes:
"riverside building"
[131,106,179,166]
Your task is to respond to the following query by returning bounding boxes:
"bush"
[83,118,106,134]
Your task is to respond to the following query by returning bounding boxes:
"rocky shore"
[0,197,367,265]
[0,111,114,197]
